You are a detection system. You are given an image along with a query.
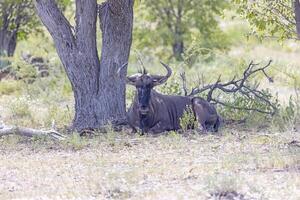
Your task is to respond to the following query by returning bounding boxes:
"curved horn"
[152,61,172,86]
[117,63,128,77]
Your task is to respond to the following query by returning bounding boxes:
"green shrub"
[45,105,72,128]
[180,105,197,131]
[159,75,182,95]
[0,80,22,95]
[272,96,300,131]
[9,97,32,118]
[9,57,37,81]
[64,132,88,150]
[218,88,278,121]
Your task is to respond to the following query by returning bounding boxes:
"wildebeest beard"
[137,85,152,133]
[139,114,151,133]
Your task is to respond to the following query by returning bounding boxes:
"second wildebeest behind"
[125,62,220,134]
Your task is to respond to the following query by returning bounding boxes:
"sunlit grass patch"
[0,80,22,95]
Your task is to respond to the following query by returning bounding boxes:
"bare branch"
[180,71,188,96]
[184,60,277,115]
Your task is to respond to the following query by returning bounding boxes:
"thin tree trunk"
[35,0,133,131]
[0,29,17,57]
[294,0,300,39]
[172,9,184,61]
[172,36,184,61]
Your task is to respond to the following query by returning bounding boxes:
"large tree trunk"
[35,0,133,131]
[294,0,300,39]
[96,0,133,126]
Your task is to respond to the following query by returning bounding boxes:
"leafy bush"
[219,88,278,121]
[180,105,197,131]
[9,57,37,82]
[158,75,182,95]
[45,105,72,128]
[272,96,300,131]
[8,97,34,127]
[0,80,22,95]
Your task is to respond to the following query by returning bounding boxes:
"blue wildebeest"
[125,62,220,134]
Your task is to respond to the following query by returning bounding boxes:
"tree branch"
[34,0,75,51]
[75,0,98,52]
[180,60,277,115]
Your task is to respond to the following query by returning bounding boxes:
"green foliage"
[0,80,22,95]
[159,75,182,95]
[46,105,72,128]
[219,88,279,121]
[272,95,300,131]
[232,0,296,40]
[9,57,37,81]
[180,105,197,131]
[0,0,41,42]
[64,132,88,150]
[9,97,32,119]
[133,0,229,60]
[0,0,72,56]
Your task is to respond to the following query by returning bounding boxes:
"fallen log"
[0,125,66,140]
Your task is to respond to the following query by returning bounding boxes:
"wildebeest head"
[125,62,172,115]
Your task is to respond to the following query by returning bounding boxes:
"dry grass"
[0,130,299,200]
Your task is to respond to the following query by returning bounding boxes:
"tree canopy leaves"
[233,0,298,40]
[133,0,228,60]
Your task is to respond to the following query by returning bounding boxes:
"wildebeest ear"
[126,74,140,85]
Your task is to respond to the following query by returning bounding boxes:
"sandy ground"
[0,131,299,200]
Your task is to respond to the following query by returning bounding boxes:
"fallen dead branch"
[180,60,277,115]
[0,124,66,140]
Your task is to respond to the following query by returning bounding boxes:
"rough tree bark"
[294,0,300,39]
[35,0,134,131]
[0,0,35,57]
[0,30,17,56]
[0,3,18,56]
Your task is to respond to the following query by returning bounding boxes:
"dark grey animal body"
[125,62,220,134]
[192,97,221,132]
[128,90,193,133]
